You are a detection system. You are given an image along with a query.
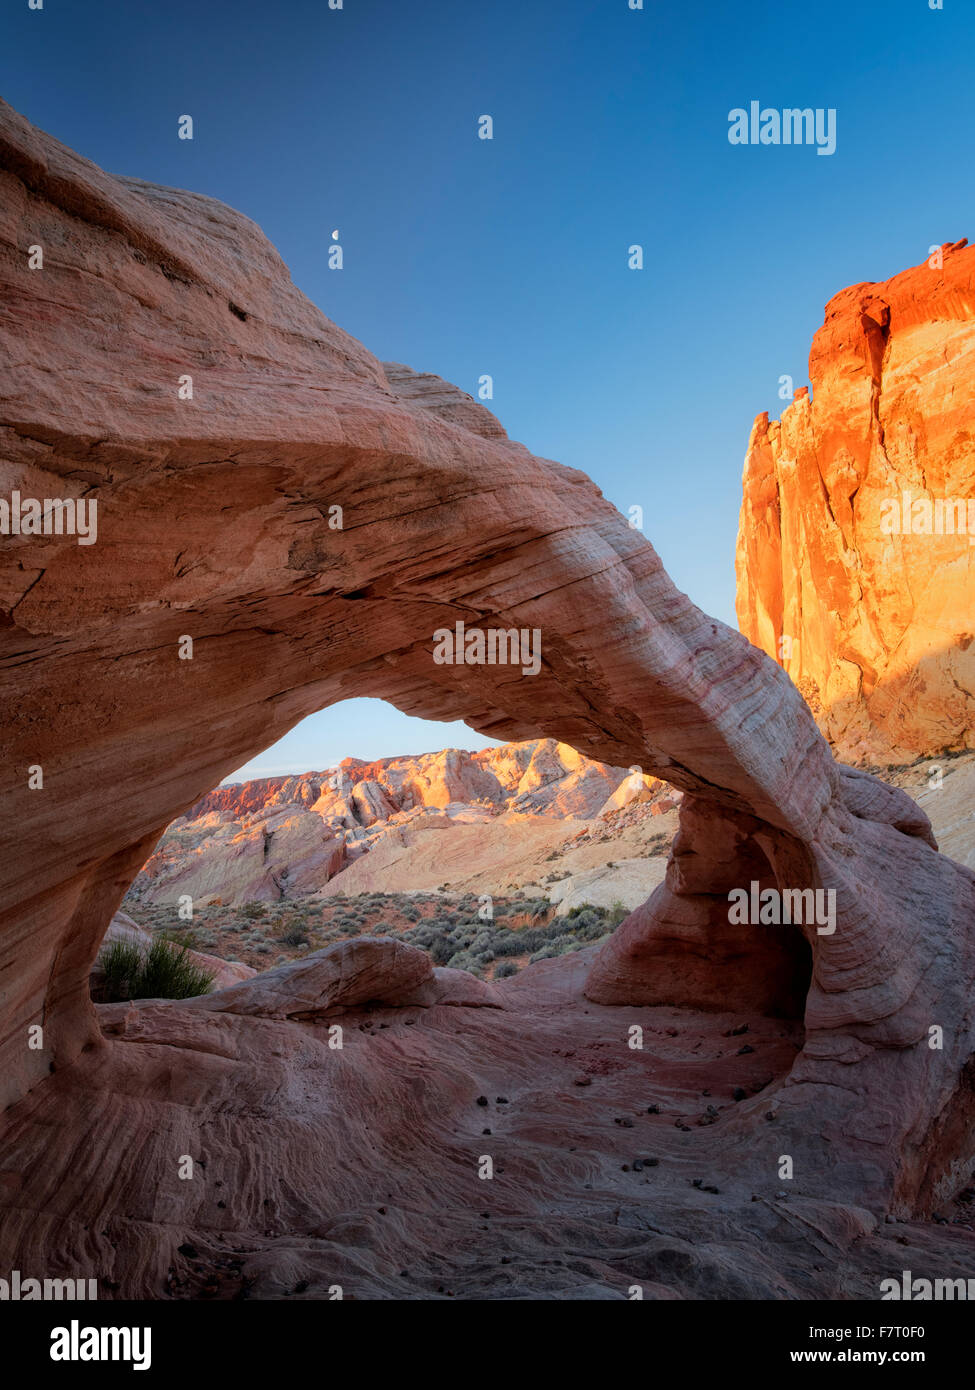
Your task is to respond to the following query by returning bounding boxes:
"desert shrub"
[607,899,629,928]
[445,949,484,977]
[515,927,549,953]
[490,932,524,958]
[254,944,272,955]
[99,936,215,1003]
[404,926,436,949]
[278,924,309,947]
[494,960,519,979]
[567,911,608,942]
[529,945,559,963]
[97,941,144,1001]
[430,938,454,967]
[240,901,266,920]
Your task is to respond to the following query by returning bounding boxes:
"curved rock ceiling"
[1,100,973,1296]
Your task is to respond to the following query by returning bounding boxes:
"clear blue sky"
[4,0,971,778]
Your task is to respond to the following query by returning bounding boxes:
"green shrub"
[529,945,558,963]
[431,938,454,966]
[494,960,519,979]
[445,949,484,977]
[97,941,144,1001]
[566,902,597,919]
[98,935,215,1003]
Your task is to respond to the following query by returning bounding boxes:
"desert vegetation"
[121,891,629,980]
[94,932,216,1003]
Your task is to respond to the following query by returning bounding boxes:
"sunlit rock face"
[0,100,973,1299]
[736,239,975,765]
[131,739,632,907]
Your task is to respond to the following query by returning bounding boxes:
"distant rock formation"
[131,740,635,906]
[736,240,975,764]
[1,101,973,1298]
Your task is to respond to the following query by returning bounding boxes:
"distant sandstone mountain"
[130,739,661,907]
[736,238,975,764]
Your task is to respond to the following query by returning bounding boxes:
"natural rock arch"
[1,100,973,1282]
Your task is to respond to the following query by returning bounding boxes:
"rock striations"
[132,740,636,905]
[736,240,975,764]
[1,101,973,1298]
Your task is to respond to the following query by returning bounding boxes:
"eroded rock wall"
[0,102,973,1292]
[736,240,975,763]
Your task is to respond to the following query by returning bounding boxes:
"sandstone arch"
[1,102,973,1293]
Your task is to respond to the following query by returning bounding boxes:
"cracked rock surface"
[1,100,973,1298]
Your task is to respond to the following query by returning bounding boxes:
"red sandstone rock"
[133,739,632,907]
[736,241,975,763]
[0,101,972,1299]
[185,937,432,1020]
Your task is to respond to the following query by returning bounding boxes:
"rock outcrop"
[132,739,634,906]
[1,102,973,1298]
[736,240,975,763]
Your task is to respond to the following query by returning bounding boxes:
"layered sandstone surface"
[736,240,975,763]
[131,739,640,906]
[1,102,973,1298]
